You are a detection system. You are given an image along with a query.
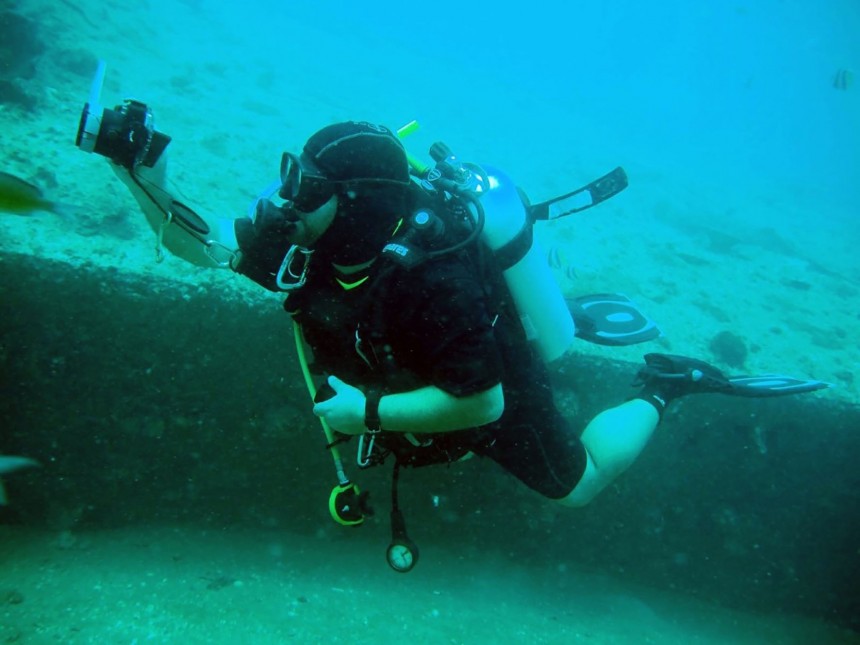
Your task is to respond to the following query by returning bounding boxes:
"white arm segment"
[110,157,239,269]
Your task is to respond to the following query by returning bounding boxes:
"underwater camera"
[76,98,171,169]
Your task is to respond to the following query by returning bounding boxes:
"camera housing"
[76,99,171,169]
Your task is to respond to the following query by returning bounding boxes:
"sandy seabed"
[2,525,857,645]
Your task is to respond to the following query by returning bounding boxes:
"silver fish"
[0,455,40,505]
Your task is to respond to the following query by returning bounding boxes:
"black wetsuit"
[284,243,587,499]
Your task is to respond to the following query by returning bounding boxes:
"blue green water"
[197,0,860,223]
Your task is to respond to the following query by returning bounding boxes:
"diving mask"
[279,152,338,212]
[279,151,413,214]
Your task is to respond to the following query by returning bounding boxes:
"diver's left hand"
[312,375,367,435]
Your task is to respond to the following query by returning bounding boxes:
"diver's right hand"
[312,376,367,436]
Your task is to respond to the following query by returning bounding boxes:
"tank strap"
[492,220,533,271]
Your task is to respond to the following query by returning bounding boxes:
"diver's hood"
[312,187,410,265]
[302,121,411,265]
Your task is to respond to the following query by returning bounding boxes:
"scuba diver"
[75,73,829,571]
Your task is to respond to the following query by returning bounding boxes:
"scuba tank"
[423,143,575,364]
[477,165,574,363]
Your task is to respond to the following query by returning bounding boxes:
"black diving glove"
[233,199,302,291]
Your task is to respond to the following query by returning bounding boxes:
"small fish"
[0,455,40,506]
[546,245,578,281]
[833,68,853,91]
[547,245,563,269]
[0,171,61,215]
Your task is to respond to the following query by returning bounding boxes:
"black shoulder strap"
[492,220,533,271]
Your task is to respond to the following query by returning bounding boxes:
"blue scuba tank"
[477,165,575,363]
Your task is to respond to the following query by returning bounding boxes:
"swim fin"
[528,167,628,221]
[636,353,831,398]
[725,374,831,397]
[569,293,661,346]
